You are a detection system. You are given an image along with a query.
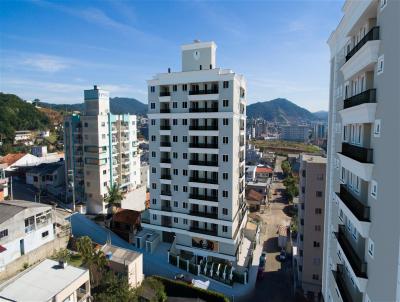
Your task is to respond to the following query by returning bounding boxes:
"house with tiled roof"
[245,189,265,212]
[255,165,273,182]
[0,153,40,171]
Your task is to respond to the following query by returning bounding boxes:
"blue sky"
[0,0,343,112]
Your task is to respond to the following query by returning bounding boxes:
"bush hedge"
[153,275,229,302]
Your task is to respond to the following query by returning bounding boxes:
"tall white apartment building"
[64,86,141,214]
[323,1,400,302]
[142,41,248,264]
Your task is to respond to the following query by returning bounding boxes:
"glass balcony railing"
[160,91,171,97]
[346,27,379,62]
[343,89,376,109]
[189,125,218,131]
[189,107,218,113]
[190,226,218,236]
[189,177,218,184]
[337,185,370,222]
[189,160,218,167]
[189,210,218,219]
[189,89,219,95]
[341,143,373,163]
[189,194,218,202]
[189,143,218,149]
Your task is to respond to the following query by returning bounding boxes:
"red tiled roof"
[246,189,264,202]
[113,209,141,224]
[0,245,6,253]
[0,153,26,166]
[256,166,273,173]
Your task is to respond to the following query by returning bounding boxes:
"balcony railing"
[332,265,353,302]
[189,160,218,167]
[160,158,171,163]
[189,107,218,113]
[161,205,172,212]
[189,177,218,184]
[337,185,370,221]
[189,210,218,219]
[343,89,376,109]
[161,191,172,196]
[160,108,171,113]
[160,142,171,147]
[160,91,170,97]
[189,143,218,149]
[190,226,218,236]
[162,221,172,227]
[189,125,218,131]
[346,26,379,62]
[161,174,172,180]
[160,125,171,130]
[336,225,367,278]
[341,143,373,163]
[189,89,219,95]
[189,194,218,202]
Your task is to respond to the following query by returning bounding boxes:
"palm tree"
[104,183,124,213]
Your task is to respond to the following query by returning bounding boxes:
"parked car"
[279,249,287,261]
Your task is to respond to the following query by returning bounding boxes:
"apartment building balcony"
[161,205,172,212]
[341,27,380,80]
[189,194,218,202]
[189,125,218,131]
[338,143,374,181]
[189,177,218,185]
[189,160,218,167]
[160,91,171,97]
[160,108,171,113]
[189,210,218,220]
[189,107,219,113]
[161,174,172,180]
[189,143,218,149]
[160,125,171,130]
[161,190,172,197]
[337,185,370,237]
[189,226,218,237]
[188,89,219,101]
[189,89,219,95]
[340,89,377,124]
[160,158,171,164]
[332,265,357,302]
[336,225,368,291]
[161,216,172,228]
[160,142,171,147]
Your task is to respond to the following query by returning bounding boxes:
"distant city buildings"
[294,154,326,301]
[63,86,143,214]
[280,125,311,142]
[323,1,400,301]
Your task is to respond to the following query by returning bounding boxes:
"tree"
[104,183,124,213]
[136,277,167,302]
[76,236,107,287]
[92,270,138,302]
[55,248,71,263]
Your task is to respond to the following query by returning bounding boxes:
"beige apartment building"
[295,154,326,301]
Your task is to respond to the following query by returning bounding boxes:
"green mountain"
[0,93,50,144]
[313,110,329,121]
[246,98,318,123]
[38,97,147,115]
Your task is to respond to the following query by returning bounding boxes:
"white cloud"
[23,54,69,72]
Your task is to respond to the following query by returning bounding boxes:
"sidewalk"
[70,213,261,300]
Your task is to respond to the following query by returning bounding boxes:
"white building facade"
[64,86,142,214]
[143,41,248,263]
[323,1,400,302]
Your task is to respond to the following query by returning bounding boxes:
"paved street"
[244,156,295,302]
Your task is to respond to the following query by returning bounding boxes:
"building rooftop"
[113,209,141,225]
[0,153,26,166]
[301,154,327,164]
[256,166,273,173]
[27,162,64,175]
[101,244,141,265]
[0,200,51,224]
[0,259,88,302]
[246,189,264,202]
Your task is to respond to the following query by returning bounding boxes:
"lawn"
[69,254,83,267]
[251,140,321,154]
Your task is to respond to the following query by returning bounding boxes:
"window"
[183,170,188,176]
[223,118,229,126]
[199,65,202,70]
[152,167,156,173]
[182,119,188,125]
[223,208,228,215]
[315,208,322,214]
[152,183,157,189]
[101,134,106,139]
[183,219,188,225]
[152,214,157,220]
[173,185,178,191]
[302,170,306,177]
[222,155,228,162]
[182,84,187,91]
[150,86,155,92]
[312,274,319,280]
[223,190,228,198]
[223,173,228,180]
[182,102,187,108]
[151,119,156,126]
[222,226,228,232]
[103,181,107,187]
[183,202,188,209]
[183,136,187,142]
[223,137,228,144]
[151,135,156,141]
[152,198,157,205]
[374,119,381,137]
[173,152,178,159]
[173,136,178,142]
[299,265,303,272]
[173,102,178,108]
[84,122,88,127]
[173,201,178,207]
[315,225,321,232]
[300,235,303,241]
[300,219,304,226]
[101,122,105,127]
[173,85,177,91]
[151,103,155,109]
[368,239,374,258]
[377,55,384,75]
[223,100,229,107]
[172,169,177,176]
[371,180,378,198]
[86,182,90,187]
[301,187,305,194]
[103,170,107,175]
[317,174,324,181]
[42,231,49,238]
[173,119,178,125]
[223,81,229,88]
[313,241,320,248]
[0,229,8,239]
[316,191,323,197]
[152,151,156,158]
[380,0,387,10]
[183,153,187,159]
[183,186,188,192]
[24,216,35,233]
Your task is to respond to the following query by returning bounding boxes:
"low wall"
[0,235,69,282]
